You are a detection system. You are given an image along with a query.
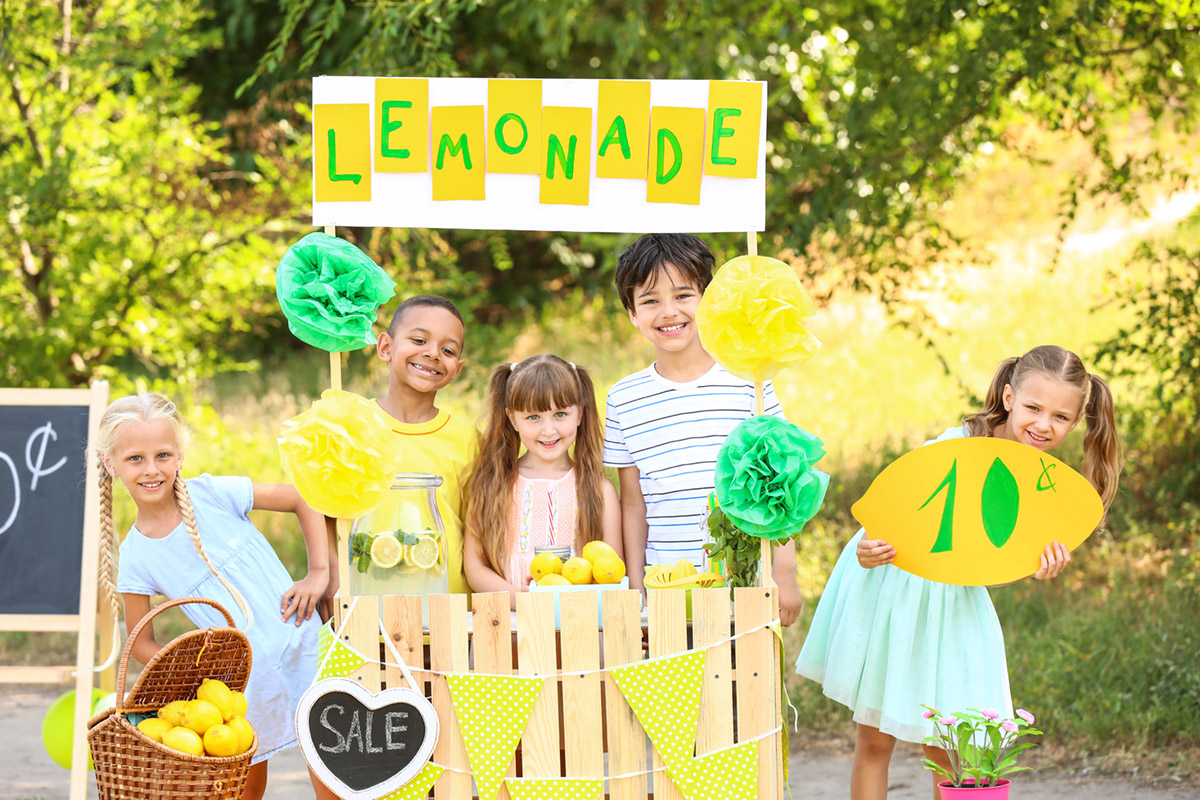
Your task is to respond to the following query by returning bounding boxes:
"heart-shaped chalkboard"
[296,677,439,799]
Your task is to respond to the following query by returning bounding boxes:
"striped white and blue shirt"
[603,363,784,567]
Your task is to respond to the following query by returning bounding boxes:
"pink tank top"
[504,470,579,587]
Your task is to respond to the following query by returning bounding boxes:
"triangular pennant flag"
[505,777,603,800]
[682,740,759,800]
[610,650,706,784]
[317,619,334,662]
[317,635,367,680]
[445,673,543,800]
[375,762,445,800]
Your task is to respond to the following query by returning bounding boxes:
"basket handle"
[115,597,238,712]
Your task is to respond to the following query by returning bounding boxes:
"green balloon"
[41,688,105,770]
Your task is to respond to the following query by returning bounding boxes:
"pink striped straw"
[547,488,556,545]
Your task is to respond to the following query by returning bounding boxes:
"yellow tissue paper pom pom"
[696,254,821,381]
[278,389,401,519]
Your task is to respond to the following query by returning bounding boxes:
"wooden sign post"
[0,382,111,800]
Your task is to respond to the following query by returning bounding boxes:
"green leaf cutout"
[981,458,1019,548]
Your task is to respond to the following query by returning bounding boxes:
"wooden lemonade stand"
[302,74,791,800]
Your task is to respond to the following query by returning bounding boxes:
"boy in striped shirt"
[602,234,803,626]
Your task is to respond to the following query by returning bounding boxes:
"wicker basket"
[87,597,258,800]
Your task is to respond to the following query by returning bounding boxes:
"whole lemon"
[529,552,563,582]
[580,541,618,564]
[229,690,248,719]
[136,717,175,743]
[197,678,236,721]
[162,726,205,756]
[592,554,626,584]
[561,557,593,585]
[158,700,188,727]
[179,699,223,736]
[225,715,256,754]
[536,573,571,587]
[203,723,240,757]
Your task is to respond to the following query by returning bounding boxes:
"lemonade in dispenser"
[349,473,448,612]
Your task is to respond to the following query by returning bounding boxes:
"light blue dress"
[795,427,1014,744]
[117,474,320,763]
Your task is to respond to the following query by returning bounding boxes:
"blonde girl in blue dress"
[796,346,1122,800]
[95,394,340,800]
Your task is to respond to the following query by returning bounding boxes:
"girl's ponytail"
[1082,373,1121,512]
[464,365,523,576]
[964,356,1019,437]
[96,456,121,669]
[174,471,254,629]
[570,364,605,549]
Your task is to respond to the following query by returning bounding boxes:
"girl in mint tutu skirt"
[796,345,1122,800]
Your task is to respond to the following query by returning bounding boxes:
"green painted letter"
[920,459,958,553]
[655,128,682,184]
[545,134,578,180]
[381,100,412,159]
[494,113,528,155]
[710,107,740,166]
[436,133,472,171]
[328,129,362,184]
[598,116,631,159]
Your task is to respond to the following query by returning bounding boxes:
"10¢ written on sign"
[851,437,1103,586]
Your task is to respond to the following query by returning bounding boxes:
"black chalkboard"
[306,689,430,792]
[0,404,91,615]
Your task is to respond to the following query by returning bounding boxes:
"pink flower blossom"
[923,709,938,719]
[938,716,958,727]
[1001,721,1019,733]
[981,708,1000,720]
[1016,709,1035,724]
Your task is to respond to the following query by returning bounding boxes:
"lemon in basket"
[230,690,248,719]
[203,723,240,757]
[537,574,571,586]
[159,700,188,727]
[197,678,236,721]
[562,557,593,585]
[581,540,618,564]
[592,554,626,584]
[180,699,223,736]
[226,716,256,754]
[409,535,440,570]
[370,534,403,569]
[136,717,175,743]
[162,726,205,756]
[529,552,563,581]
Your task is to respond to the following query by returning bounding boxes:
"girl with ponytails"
[96,393,338,800]
[796,345,1122,800]
[464,355,622,608]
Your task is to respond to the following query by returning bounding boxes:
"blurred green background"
[3,0,1198,781]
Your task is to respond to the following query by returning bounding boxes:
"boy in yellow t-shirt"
[375,295,479,594]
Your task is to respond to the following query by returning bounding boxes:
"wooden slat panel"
[648,589,687,800]
[341,594,382,691]
[431,593,470,800]
[693,587,733,756]
[602,590,648,800]
[0,614,80,632]
[0,665,75,683]
[516,591,560,777]
[471,592,514,800]
[560,591,602,779]
[734,587,782,800]
[381,594,424,692]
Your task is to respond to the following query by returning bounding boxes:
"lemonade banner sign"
[312,77,766,232]
[852,437,1104,585]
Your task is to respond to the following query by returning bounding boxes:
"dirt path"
[2,687,1194,799]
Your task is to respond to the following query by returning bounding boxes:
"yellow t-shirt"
[388,409,479,595]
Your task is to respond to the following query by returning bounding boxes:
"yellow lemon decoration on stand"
[203,724,240,757]
[136,717,175,743]
[581,541,618,563]
[561,557,593,585]
[226,716,256,755]
[529,552,564,581]
[180,699,223,736]
[197,678,236,721]
[159,700,188,726]
[592,555,626,584]
[162,726,205,756]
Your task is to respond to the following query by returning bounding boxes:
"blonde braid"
[95,458,122,669]
[174,471,254,630]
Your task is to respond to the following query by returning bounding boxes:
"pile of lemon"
[135,679,255,758]
[530,541,626,586]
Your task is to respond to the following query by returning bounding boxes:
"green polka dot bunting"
[375,762,444,800]
[316,623,366,680]
[505,777,603,800]
[680,740,759,800]
[445,673,544,800]
[610,650,706,788]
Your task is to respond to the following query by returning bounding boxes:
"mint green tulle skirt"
[795,531,1014,744]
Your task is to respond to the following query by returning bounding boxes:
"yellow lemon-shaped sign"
[851,437,1103,585]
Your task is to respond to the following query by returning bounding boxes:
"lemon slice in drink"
[409,535,440,570]
[370,534,402,569]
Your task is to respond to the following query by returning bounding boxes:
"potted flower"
[921,706,1042,798]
